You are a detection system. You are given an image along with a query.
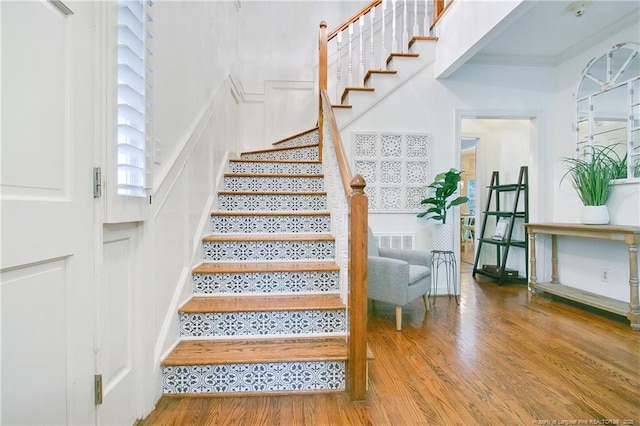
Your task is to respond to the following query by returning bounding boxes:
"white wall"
[238,0,368,150]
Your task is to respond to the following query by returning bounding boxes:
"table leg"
[551,235,558,284]
[627,242,639,331]
[529,232,537,294]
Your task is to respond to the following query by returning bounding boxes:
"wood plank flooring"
[139,263,640,425]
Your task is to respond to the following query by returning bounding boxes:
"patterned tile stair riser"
[270,129,319,149]
[228,160,322,175]
[163,361,345,394]
[211,214,331,234]
[240,145,319,161]
[161,138,350,396]
[193,270,340,294]
[223,175,324,192]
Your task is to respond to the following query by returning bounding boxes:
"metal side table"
[431,250,459,305]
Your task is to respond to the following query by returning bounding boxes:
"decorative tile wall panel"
[193,270,340,294]
[212,214,330,234]
[162,361,345,394]
[180,309,347,337]
[202,240,335,261]
[224,176,324,192]
[353,133,431,212]
[218,194,327,211]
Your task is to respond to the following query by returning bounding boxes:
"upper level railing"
[323,0,438,105]
[318,22,369,401]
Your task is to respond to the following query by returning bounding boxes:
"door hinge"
[94,374,103,405]
[93,167,102,198]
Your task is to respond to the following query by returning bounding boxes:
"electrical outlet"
[600,268,610,283]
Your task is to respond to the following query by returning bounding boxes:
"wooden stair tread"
[386,52,419,65]
[224,173,324,178]
[180,294,345,313]
[364,69,398,85]
[240,143,318,156]
[408,35,438,48]
[162,337,349,366]
[332,104,352,109]
[217,191,326,196]
[202,233,334,242]
[193,261,339,274]
[341,87,375,104]
[211,211,330,217]
[271,127,319,146]
[229,159,321,164]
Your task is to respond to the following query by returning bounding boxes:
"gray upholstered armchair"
[368,227,432,331]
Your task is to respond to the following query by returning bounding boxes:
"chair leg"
[395,306,402,331]
[423,294,430,311]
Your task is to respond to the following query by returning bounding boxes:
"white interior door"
[0,1,97,424]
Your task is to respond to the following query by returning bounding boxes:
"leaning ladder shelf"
[472,166,529,284]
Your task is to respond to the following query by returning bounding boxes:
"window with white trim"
[117,0,152,196]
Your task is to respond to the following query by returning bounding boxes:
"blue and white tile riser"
[240,146,319,161]
[223,176,324,192]
[229,161,322,175]
[211,214,330,234]
[179,310,347,337]
[202,239,335,261]
[162,361,344,394]
[272,130,319,149]
[217,193,327,212]
[193,270,340,294]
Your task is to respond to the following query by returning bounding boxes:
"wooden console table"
[525,223,639,331]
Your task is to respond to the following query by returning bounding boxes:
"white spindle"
[348,23,354,87]
[413,0,419,37]
[336,31,343,103]
[358,16,365,85]
[381,0,387,69]
[423,0,430,36]
[369,8,376,72]
[402,0,408,53]
[391,0,397,53]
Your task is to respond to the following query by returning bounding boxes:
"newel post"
[318,21,328,161]
[348,174,368,401]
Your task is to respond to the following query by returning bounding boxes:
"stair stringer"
[335,55,434,129]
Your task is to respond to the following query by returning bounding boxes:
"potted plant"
[417,168,468,251]
[561,145,617,224]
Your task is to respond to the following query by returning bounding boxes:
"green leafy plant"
[417,168,468,223]
[561,145,618,206]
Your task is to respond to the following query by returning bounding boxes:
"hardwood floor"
[140,263,640,425]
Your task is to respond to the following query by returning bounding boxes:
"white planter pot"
[432,223,454,251]
[581,205,610,225]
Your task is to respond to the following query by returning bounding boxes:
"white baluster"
[391,0,397,53]
[370,7,376,73]
[381,0,387,69]
[348,23,353,87]
[413,0,419,37]
[336,31,342,103]
[358,15,365,85]
[423,0,430,36]
[402,0,408,53]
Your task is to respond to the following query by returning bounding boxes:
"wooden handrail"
[320,90,353,199]
[431,0,455,30]
[327,0,382,41]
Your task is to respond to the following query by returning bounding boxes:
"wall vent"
[373,233,415,250]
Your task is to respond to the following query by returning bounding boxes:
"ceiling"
[469,0,640,65]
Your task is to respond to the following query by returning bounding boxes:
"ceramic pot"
[581,205,609,225]
[432,222,454,251]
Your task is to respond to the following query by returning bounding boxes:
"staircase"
[161,128,353,395]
